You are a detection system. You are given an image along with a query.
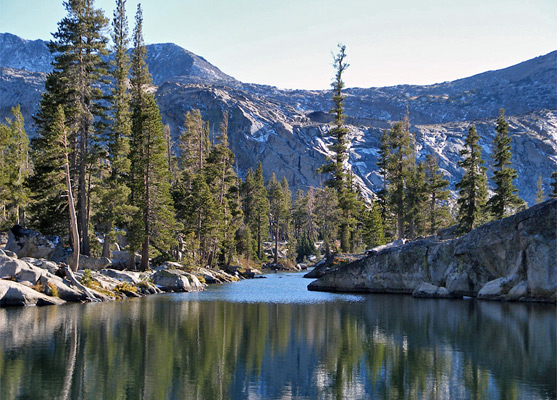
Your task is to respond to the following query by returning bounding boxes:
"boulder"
[152,269,204,292]
[5,225,65,261]
[21,258,60,275]
[37,273,88,302]
[68,255,111,271]
[99,269,141,284]
[0,279,65,306]
[110,251,140,270]
[507,280,528,300]
[412,283,451,298]
[478,275,521,300]
[0,254,27,278]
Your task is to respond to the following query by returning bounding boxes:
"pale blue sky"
[1,0,555,89]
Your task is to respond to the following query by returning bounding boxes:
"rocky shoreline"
[0,226,269,307]
[0,249,263,307]
[308,199,556,303]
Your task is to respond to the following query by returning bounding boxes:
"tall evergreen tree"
[267,173,285,264]
[28,102,69,236]
[129,4,178,270]
[456,125,488,234]
[487,109,525,219]
[205,113,242,265]
[424,154,451,235]
[252,162,270,260]
[385,120,413,239]
[32,0,109,255]
[535,173,545,204]
[0,106,31,226]
[96,0,135,258]
[319,44,362,252]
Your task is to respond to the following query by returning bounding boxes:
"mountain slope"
[0,32,555,205]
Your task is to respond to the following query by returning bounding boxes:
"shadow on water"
[0,272,555,400]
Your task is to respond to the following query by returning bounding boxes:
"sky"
[0,0,555,90]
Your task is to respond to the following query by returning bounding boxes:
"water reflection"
[0,274,555,400]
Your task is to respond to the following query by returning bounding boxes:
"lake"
[0,271,555,399]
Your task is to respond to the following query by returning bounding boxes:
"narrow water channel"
[0,271,555,399]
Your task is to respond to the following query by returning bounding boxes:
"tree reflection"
[0,294,554,399]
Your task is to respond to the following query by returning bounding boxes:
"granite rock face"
[309,199,557,302]
[1,33,555,205]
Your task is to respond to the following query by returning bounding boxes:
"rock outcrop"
[5,225,66,262]
[309,199,557,302]
[0,280,65,306]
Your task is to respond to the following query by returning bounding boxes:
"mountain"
[0,32,555,205]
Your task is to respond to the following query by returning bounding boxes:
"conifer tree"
[0,106,31,226]
[96,0,135,258]
[129,4,178,270]
[267,173,285,264]
[487,109,525,219]
[550,172,557,199]
[205,113,241,265]
[424,154,451,235]
[28,102,68,236]
[319,44,362,252]
[178,109,210,188]
[314,187,340,257]
[456,125,488,234]
[32,0,109,255]
[535,173,545,204]
[385,120,413,239]
[376,130,391,220]
[362,202,385,248]
[405,160,427,238]
[252,162,270,260]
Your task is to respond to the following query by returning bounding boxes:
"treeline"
[1,2,556,270]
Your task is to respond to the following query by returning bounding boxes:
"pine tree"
[0,106,31,226]
[377,130,391,220]
[31,0,109,255]
[319,44,362,252]
[28,102,68,236]
[95,0,135,258]
[252,162,270,260]
[385,120,413,239]
[535,173,545,204]
[178,109,210,188]
[424,154,451,235]
[129,5,178,270]
[267,173,285,264]
[205,113,242,265]
[405,160,427,238]
[456,125,488,234]
[362,202,385,248]
[487,109,525,219]
[314,187,340,257]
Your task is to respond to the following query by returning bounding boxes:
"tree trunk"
[102,224,112,259]
[274,224,279,264]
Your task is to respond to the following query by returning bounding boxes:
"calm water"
[0,271,555,400]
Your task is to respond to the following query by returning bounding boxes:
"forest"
[1,0,556,274]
